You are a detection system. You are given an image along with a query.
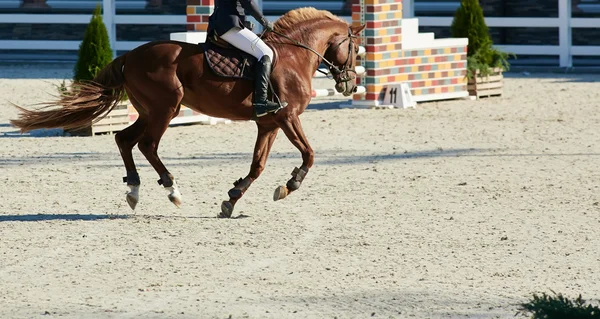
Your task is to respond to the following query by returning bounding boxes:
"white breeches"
[221,27,274,61]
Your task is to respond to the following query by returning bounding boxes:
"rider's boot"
[253,55,287,118]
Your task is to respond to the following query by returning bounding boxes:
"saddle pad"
[200,42,256,80]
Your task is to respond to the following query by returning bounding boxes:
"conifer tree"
[450,0,512,78]
[450,0,492,59]
[74,5,113,82]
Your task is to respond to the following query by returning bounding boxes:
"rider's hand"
[262,19,274,32]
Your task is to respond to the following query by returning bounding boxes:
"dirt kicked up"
[1,64,599,318]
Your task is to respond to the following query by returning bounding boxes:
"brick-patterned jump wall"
[398,46,468,98]
[186,0,214,32]
[352,0,404,106]
[351,0,468,106]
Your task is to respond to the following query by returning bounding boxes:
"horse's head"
[269,8,367,96]
[324,24,366,96]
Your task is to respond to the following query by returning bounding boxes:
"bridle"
[325,28,358,83]
[269,27,358,87]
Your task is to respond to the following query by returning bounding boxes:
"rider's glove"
[261,18,274,32]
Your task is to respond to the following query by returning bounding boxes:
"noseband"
[269,28,358,86]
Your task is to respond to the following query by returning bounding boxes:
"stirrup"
[253,101,287,120]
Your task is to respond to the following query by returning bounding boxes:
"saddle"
[200,31,278,81]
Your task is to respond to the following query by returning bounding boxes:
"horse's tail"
[10,54,127,133]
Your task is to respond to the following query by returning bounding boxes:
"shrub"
[450,0,513,78]
[466,45,513,79]
[450,0,491,58]
[69,5,128,101]
[73,4,113,82]
[517,291,600,319]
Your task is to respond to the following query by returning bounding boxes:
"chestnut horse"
[10,7,366,218]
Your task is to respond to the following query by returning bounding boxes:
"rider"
[207,0,286,118]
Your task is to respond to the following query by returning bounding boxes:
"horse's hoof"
[126,192,138,210]
[126,185,139,210]
[166,187,182,208]
[219,201,234,218]
[273,186,288,201]
[168,193,182,208]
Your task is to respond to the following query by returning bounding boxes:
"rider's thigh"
[221,27,274,61]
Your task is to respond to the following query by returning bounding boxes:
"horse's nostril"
[353,86,358,93]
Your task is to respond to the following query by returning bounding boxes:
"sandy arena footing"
[0,63,599,318]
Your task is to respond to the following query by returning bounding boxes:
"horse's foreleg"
[272,113,314,201]
[219,124,279,218]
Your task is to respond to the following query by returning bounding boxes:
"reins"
[267,28,357,79]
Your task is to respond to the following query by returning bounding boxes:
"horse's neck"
[281,21,347,75]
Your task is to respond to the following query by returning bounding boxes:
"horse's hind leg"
[115,94,148,210]
[115,116,147,210]
[272,113,314,201]
[219,123,279,218]
[137,105,183,208]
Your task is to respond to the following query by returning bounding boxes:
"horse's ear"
[351,24,366,35]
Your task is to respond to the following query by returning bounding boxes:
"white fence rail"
[0,12,183,56]
[415,16,600,66]
[404,0,600,67]
[1,0,599,67]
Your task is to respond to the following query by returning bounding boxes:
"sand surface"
[1,63,599,319]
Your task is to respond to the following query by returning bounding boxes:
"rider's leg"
[221,27,273,61]
[220,27,286,118]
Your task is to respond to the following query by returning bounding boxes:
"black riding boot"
[253,55,286,118]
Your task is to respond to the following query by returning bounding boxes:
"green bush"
[450,0,513,78]
[69,5,128,101]
[517,291,600,319]
[73,4,113,82]
[450,0,491,58]
[466,45,513,79]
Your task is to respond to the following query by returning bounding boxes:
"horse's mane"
[273,7,347,33]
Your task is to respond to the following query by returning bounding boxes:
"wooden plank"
[475,88,504,98]
[471,74,503,84]
[468,85,503,93]
[110,104,128,111]
[94,119,130,126]
[468,81,503,91]
[476,81,503,90]
[474,67,503,75]
[92,123,130,135]
[97,112,130,121]
[65,103,132,136]
[105,108,129,116]
[95,116,130,126]
[90,104,131,135]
